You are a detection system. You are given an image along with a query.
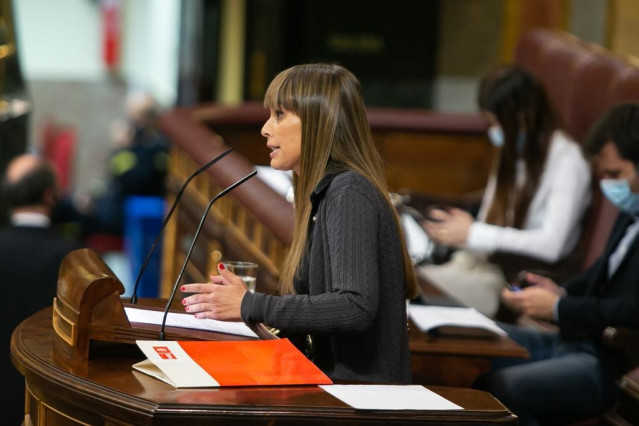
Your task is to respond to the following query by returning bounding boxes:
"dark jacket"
[242,170,411,383]
[559,213,639,342]
[2,224,80,426]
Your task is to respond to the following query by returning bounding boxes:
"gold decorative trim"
[52,297,76,346]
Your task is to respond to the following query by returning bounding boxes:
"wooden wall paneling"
[161,145,289,297]
[378,131,492,195]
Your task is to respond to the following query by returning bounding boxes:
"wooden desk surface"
[410,321,529,358]
[409,320,529,388]
[409,276,529,387]
[12,307,518,425]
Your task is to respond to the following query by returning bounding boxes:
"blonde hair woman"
[182,63,418,383]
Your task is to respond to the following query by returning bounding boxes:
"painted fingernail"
[185,305,189,311]
[180,286,185,292]
[218,262,225,270]
[181,299,186,305]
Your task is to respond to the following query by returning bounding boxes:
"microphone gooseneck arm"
[159,170,258,340]
[129,148,233,304]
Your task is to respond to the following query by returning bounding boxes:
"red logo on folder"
[153,346,177,360]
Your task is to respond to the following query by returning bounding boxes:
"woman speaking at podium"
[181,63,419,383]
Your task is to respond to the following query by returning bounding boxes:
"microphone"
[159,170,258,340]
[129,147,233,304]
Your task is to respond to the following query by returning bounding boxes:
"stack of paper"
[125,307,258,338]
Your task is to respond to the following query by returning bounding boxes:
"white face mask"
[487,125,504,148]
[600,176,639,214]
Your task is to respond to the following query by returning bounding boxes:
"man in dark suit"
[1,154,80,425]
[474,102,639,425]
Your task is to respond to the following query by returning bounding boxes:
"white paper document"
[320,385,462,410]
[407,305,507,337]
[124,307,258,338]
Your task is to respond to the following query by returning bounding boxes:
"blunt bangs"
[264,68,297,113]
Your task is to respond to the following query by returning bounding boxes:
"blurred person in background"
[1,153,81,425]
[474,102,639,426]
[80,92,170,239]
[419,65,592,317]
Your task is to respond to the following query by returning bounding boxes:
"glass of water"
[223,261,258,293]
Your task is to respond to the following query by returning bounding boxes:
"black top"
[241,170,411,383]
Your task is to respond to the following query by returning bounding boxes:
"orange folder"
[134,338,332,387]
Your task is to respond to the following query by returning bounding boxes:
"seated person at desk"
[1,154,81,426]
[181,63,419,383]
[474,102,639,425]
[420,65,591,317]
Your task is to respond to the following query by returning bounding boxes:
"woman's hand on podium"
[181,263,247,321]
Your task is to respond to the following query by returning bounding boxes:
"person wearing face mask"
[472,102,639,425]
[419,65,592,317]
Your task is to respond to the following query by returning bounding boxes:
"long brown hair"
[264,63,418,298]
[479,65,556,228]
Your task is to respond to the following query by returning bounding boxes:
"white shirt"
[467,130,592,262]
[11,211,51,228]
[608,217,639,278]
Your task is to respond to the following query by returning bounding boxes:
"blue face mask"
[487,125,504,148]
[600,177,639,214]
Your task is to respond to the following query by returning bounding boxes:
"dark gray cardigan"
[241,170,411,383]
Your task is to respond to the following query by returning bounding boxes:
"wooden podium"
[12,306,518,425]
[50,248,274,373]
[8,248,520,425]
